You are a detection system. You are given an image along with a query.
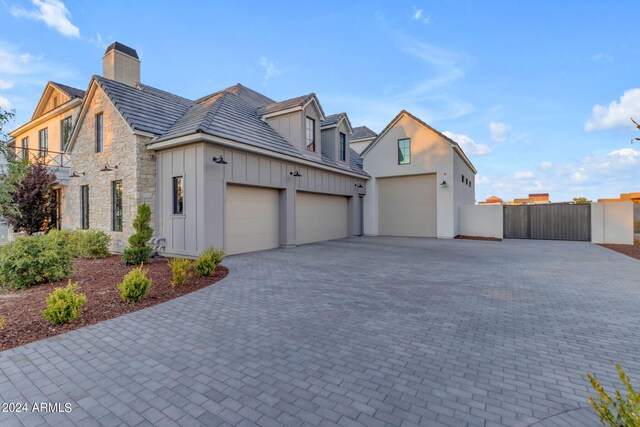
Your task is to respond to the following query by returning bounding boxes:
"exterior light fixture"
[290,170,301,177]
[99,164,118,172]
[440,173,448,187]
[213,155,228,164]
[70,171,85,178]
[355,183,364,189]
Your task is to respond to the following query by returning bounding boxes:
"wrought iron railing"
[7,147,71,169]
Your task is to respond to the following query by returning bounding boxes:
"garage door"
[377,174,437,237]
[226,185,279,255]
[296,192,348,245]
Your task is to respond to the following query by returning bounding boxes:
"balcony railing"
[7,147,71,169]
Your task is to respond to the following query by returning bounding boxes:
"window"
[61,117,72,147]
[173,176,184,215]
[80,185,89,230]
[305,117,315,151]
[95,113,104,152]
[462,174,465,183]
[398,138,411,164]
[38,128,48,158]
[21,137,29,160]
[339,132,346,161]
[112,180,123,231]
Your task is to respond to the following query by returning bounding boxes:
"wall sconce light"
[99,164,118,172]
[440,180,448,187]
[70,171,85,178]
[213,155,228,164]
[290,170,301,177]
[355,183,364,189]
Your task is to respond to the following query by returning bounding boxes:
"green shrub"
[74,230,111,259]
[588,364,640,427]
[0,315,4,330]
[124,204,153,265]
[41,282,87,325]
[194,247,224,277]
[168,258,192,288]
[118,266,152,302]
[0,232,73,289]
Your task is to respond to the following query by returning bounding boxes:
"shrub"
[118,266,152,303]
[168,258,192,288]
[41,282,87,325]
[124,204,153,265]
[194,247,224,277]
[74,230,111,259]
[0,316,4,330]
[0,232,73,289]
[588,364,640,427]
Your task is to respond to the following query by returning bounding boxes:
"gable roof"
[50,82,85,100]
[30,81,85,120]
[350,125,377,141]
[257,93,326,120]
[361,110,477,173]
[320,112,354,134]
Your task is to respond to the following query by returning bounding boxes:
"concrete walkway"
[1,237,639,426]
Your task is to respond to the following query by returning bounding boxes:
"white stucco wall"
[591,201,634,245]
[452,150,476,235]
[458,205,503,239]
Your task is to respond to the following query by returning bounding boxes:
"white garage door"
[226,185,280,255]
[377,174,437,237]
[296,192,348,245]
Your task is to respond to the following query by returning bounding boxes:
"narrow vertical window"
[61,117,72,147]
[39,128,48,158]
[80,185,89,230]
[398,138,411,165]
[96,113,104,153]
[173,176,184,214]
[305,117,315,151]
[21,137,29,160]
[339,132,346,161]
[112,180,123,231]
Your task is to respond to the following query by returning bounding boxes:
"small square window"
[398,139,411,164]
[461,174,465,183]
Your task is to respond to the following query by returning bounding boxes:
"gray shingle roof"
[105,42,139,59]
[256,94,313,116]
[50,82,85,100]
[350,125,377,141]
[91,76,367,176]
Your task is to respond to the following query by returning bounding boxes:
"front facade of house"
[9,42,478,256]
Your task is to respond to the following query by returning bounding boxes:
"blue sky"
[1,0,639,202]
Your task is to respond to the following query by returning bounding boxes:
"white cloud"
[540,161,552,169]
[442,131,491,155]
[259,57,282,80]
[586,88,640,131]
[88,33,108,49]
[11,0,79,38]
[489,121,511,142]
[0,95,12,110]
[0,79,14,90]
[513,171,534,180]
[475,175,491,185]
[412,9,431,24]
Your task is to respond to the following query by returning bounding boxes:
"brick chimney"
[103,42,140,87]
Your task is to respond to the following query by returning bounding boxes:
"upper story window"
[305,117,315,151]
[339,132,346,161]
[398,138,411,165]
[61,116,72,148]
[173,176,184,215]
[21,137,29,161]
[38,128,48,158]
[95,113,104,153]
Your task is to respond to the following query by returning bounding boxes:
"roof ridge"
[196,92,228,133]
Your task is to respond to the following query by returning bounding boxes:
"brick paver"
[1,237,639,426]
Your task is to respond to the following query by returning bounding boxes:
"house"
[360,111,477,239]
[6,81,85,229]
[64,43,368,255]
[504,193,551,205]
[479,196,504,205]
[349,126,377,154]
[598,192,640,203]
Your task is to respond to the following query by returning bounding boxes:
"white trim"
[302,97,326,121]
[320,115,354,135]
[147,133,369,179]
[259,106,302,120]
[9,98,82,137]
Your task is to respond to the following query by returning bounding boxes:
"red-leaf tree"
[2,162,57,234]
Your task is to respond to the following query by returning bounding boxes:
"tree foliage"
[0,162,57,234]
[572,197,591,204]
[0,107,16,160]
[123,204,154,264]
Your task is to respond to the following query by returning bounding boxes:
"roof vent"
[103,42,140,87]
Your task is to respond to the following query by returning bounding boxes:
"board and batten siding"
[156,142,367,257]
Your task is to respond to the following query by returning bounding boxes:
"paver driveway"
[1,237,640,427]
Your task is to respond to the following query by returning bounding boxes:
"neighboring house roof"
[321,112,354,134]
[361,110,477,174]
[350,126,377,141]
[50,82,85,100]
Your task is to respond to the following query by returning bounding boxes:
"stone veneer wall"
[66,85,156,252]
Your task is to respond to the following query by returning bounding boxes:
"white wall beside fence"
[458,205,503,239]
[591,201,634,245]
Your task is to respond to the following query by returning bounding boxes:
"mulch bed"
[599,243,640,262]
[455,235,503,242]
[0,256,228,351]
